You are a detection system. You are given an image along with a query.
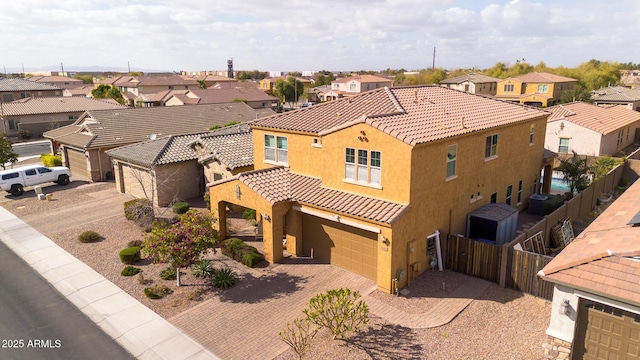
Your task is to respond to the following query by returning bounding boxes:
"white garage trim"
[575,289,640,316]
[292,205,381,234]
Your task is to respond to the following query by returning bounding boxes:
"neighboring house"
[545,102,640,156]
[258,77,313,95]
[0,78,63,103]
[43,103,274,181]
[63,84,96,98]
[496,72,578,107]
[94,75,200,105]
[538,178,640,360]
[329,75,394,97]
[0,97,125,137]
[179,74,238,88]
[106,124,253,206]
[309,85,332,103]
[27,75,83,89]
[161,88,278,109]
[620,70,640,89]
[591,86,640,111]
[439,73,500,96]
[207,85,549,293]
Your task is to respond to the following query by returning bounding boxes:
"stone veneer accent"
[543,335,572,360]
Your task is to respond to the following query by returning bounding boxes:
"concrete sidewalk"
[0,207,219,360]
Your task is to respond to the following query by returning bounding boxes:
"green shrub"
[78,230,102,243]
[127,239,143,248]
[121,266,141,276]
[40,153,62,167]
[144,284,172,299]
[172,201,190,214]
[211,268,237,289]
[191,259,214,279]
[160,266,177,280]
[119,246,141,264]
[303,288,369,339]
[221,238,264,267]
[124,198,154,226]
[18,129,32,140]
[203,192,210,208]
[242,208,256,221]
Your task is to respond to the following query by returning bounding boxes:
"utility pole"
[432,47,436,69]
[60,62,65,76]
[128,61,131,73]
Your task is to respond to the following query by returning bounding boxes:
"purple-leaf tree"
[142,209,217,286]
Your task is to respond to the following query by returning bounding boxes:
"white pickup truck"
[0,165,72,196]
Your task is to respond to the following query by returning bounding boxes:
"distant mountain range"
[4,65,175,74]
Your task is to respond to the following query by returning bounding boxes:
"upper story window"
[506,184,513,206]
[349,83,356,91]
[345,148,381,185]
[485,134,498,159]
[529,124,535,144]
[264,135,288,164]
[558,138,569,154]
[537,84,548,93]
[464,84,470,92]
[503,84,514,92]
[446,144,457,178]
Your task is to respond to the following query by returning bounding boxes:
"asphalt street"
[12,140,51,160]
[0,241,134,360]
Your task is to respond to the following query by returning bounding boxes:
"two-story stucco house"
[496,72,577,107]
[328,75,394,99]
[439,73,500,96]
[545,101,640,157]
[207,85,549,293]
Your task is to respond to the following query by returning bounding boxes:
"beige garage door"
[121,164,153,200]
[302,214,377,280]
[66,147,88,180]
[573,299,640,359]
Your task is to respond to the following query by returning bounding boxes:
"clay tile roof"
[44,102,269,149]
[540,179,640,305]
[332,74,393,84]
[547,101,640,135]
[252,85,548,146]
[230,167,407,224]
[0,78,62,92]
[440,73,501,84]
[510,72,577,83]
[592,86,640,102]
[198,126,253,169]
[1,96,125,116]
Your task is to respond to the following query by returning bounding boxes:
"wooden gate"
[445,235,502,283]
[506,248,554,300]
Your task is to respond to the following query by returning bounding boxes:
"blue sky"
[1,0,638,73]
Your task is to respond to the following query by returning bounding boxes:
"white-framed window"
[446,144,457,178]
[349,83,356,91]
[504,84,514,92]
[485,134,498,158]
[7,119,20,131]
[506,184,513,205]
[537,84,549,93]
[264,134,288,164]
[529,124,535,144]
[345,147,381,185]
[558,138,570,154]
[517,180,523,203]
[617,130,624,146]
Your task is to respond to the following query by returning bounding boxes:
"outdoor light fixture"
[263,213,271,222]
[559,299,571,316]
[381,235,390,246]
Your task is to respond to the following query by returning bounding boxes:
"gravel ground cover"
[1,174,552,359]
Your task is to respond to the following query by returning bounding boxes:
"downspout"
[98,148,103,181]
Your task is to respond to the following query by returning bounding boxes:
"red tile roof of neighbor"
[540,179,640,306]
[251,85,549,146]
[547,102,640,135]
[508,72,577,83]
[332,74,394,84]
[1,96,125,115]
[214,167,407,224]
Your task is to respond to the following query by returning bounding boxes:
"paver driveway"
[169,256,377,360]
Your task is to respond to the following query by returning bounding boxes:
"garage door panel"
[302,214,377,280]
[66,147,88,180]
[574,299,640,359]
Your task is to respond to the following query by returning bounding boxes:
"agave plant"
[211,268,237,289]
[191,259,215,279]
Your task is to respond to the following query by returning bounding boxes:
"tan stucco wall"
[252,128,324,178]
[155,161,203,206]
[203,159,252,184]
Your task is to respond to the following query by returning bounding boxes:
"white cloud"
[1,0,639,73]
